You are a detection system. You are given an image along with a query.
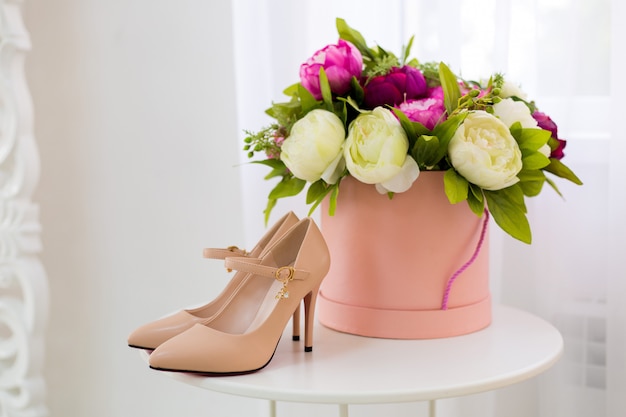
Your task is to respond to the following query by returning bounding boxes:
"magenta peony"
[299,40,363,100]
[397,86,446,130]
[362,66,428,109]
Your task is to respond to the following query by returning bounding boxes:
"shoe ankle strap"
[223,256,309,282]
[202,246,249,259]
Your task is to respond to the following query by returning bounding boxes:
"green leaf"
[444,169,469,204]
[430,113,466,164]
[334,99,348,126]
[392,107,417,142]
[282,82,300,97]
[467,184,485,216]
[469,183,484,202]
[265,98,301,126]
[319,67,334,111]
[432,113,465,140]
[350,76,365,104]
[522,152,550,170]
[545,176,563,198]
[548,136,561,153]
[375,44,393,60]
[306,181,339,216]
[519,179,545,197]
[517,169,546,197]
[544,158,583,185]
[392,106,430,139]
[411,135,440,169]
[484,185,532,244]
[268,176,306,200]
[401,35,415,65]
[517,169,546,183]
[305,180,329,204]
[515,128,551,152]
[328,182,340,215]
[411,121,431,136]
[250,159,286,179]
[509,122,523,140]
[263,198,277,226]
[340,95,364,115]
[336,18,375,61]
[406,58,419,68]
[297,83,320,113]
[438,62,461,115]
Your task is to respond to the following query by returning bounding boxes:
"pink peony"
[362,66,428,109]
[532,111,566,160]
[396,86,446,130]
[299,40,363,100]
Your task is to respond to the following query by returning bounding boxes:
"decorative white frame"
[0,0,48,416]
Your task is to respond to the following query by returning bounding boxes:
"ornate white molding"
[0,0,48,416]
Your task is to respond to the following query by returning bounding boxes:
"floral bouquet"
[244,18,582,244]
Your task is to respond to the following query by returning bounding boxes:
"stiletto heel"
[127,211,299,350]
[292,303,301,341]
[303,286,320,352]
[148,217,330,375]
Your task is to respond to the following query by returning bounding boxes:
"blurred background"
[14,0,623,416]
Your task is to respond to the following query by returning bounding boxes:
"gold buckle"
[275,266,294,282]
[227,245,248,254]
[226,246,250,256]
[275,266,295,299]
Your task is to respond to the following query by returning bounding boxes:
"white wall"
[23,1,261,416]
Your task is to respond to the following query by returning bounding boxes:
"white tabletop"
[141,304,563,405]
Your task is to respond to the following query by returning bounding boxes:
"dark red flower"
[363,66,427,109]
[533,111,566,160]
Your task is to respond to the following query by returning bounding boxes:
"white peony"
[375,156,420,194]
[344,107,419,193]
[500,80,528,100]
[493,98,538,129]
[449,111,523,191]
[281,109,346,183]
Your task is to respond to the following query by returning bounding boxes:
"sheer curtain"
[232,1,621,416]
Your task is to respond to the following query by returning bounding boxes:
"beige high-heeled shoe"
[127,211,299,350]
[148,217,330,375]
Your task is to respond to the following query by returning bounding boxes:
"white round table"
[141,305,563,417]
